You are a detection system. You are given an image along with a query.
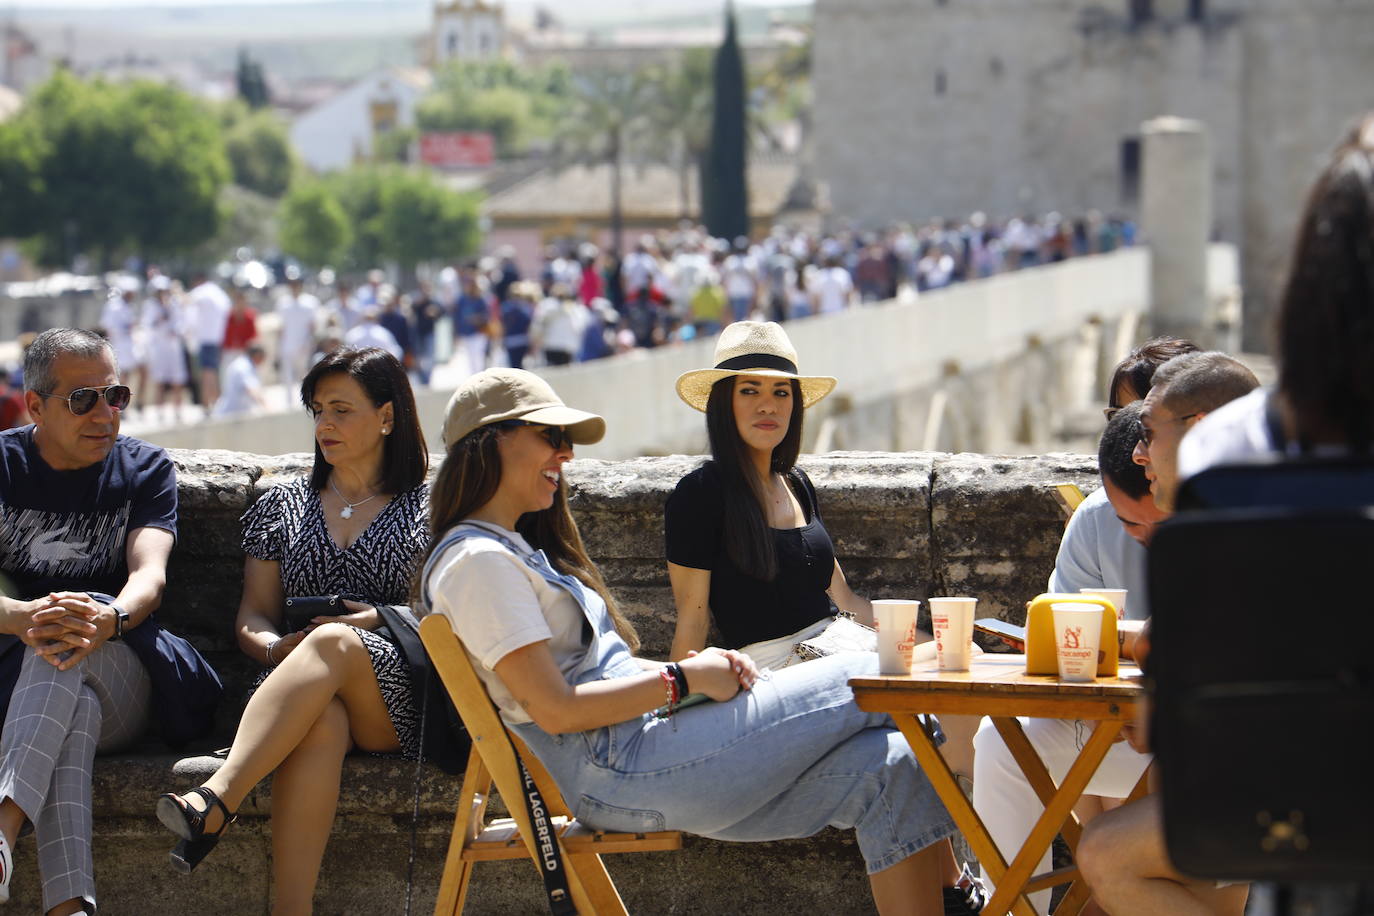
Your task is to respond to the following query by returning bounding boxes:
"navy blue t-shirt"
[0,427,178,600]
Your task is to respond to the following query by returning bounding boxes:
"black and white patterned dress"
[241,478,430,758]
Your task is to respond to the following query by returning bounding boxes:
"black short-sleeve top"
[241,478,429,606]
[664,462,835,648]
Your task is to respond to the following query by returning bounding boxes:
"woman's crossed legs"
[170,624,400,915]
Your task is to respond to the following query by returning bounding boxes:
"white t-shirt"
[621,250,659,294]
[189,281,232,346]
[809,266,853,314]
[276,293,321,354]
[1046,485,1149,617]
[426,526,590,725]
[1176,388,1277,481]
[343,321,402,360]
[533,298,587,355]
[722,253,757,299]
[212,353,261,417]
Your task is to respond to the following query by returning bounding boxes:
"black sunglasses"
[494,420,574,451]
[37,384,132,416]
[1139,413,1198,447]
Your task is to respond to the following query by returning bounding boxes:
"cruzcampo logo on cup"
[928,596,977,672]
[1050,602,1103,683]
[873,599,920,675]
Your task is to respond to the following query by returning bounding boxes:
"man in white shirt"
[342,308,402,361]
[212,344,267,418]
[973,404,1159,913]
[620,239,661,301]
[722,239,759,322]
[187,273,231,407]
[274,271,321,395]
[809,257,855,315]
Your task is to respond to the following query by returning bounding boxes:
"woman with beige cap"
[664,321,878,664]
[418,366,983,916]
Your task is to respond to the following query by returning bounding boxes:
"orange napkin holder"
[1024,593,1119,677]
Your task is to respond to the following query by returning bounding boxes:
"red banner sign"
[419,132,495,168]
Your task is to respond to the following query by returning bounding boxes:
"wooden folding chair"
[419,614,682,915]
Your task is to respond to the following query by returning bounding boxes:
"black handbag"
[375,604,469,774]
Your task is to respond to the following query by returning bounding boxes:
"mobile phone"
[974,618,1026,652]
[284,594,341,633]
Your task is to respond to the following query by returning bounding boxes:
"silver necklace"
[329,477,379,519]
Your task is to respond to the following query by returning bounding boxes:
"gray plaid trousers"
[0,640,150,912]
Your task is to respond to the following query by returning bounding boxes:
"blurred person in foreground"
[1079,111,1374,916]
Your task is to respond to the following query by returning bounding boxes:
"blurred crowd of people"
[471,209,1135,365]
[0,209,1134,431]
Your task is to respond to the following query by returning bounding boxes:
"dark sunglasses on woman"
[37,384,133,415]
[494,419,574,451]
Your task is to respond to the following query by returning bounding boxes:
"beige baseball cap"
[441,368,606,447]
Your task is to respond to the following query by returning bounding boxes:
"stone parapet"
[5,447,1098,913]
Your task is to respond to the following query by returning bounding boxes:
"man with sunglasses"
[0,327,178,913]
[1133,352,1260,513]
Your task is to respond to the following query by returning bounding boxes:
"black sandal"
[156,787,236,874]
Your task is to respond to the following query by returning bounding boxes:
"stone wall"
[5,447,1099,914]
[811,0,1374,350]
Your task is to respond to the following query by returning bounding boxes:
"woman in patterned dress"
[155,347,429,913]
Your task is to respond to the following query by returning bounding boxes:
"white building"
[432,0,505,66]
[290,67,432,174]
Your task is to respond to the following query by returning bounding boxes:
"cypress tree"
[702,3,749,240]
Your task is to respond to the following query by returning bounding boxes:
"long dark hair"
[422,425,640,652]
[301,348,427,494]
[1277,114,1374,451]
[705,375,804,581]
[1106,336,1201,405]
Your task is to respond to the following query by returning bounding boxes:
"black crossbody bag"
[373,604,469,774]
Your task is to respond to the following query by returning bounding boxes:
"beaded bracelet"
[667,662,689,698]
[656,667,679,719]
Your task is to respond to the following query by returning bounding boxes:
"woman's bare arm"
[667,561,713,660]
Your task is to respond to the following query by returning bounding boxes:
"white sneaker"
[0,829,12,903]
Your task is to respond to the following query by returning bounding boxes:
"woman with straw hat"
[666,321,918,668]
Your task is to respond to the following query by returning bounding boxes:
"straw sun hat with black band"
[675,321,838,412]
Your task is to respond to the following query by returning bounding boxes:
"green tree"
[118,81,230,256]
[316,165,480,274]
[0,115,48,241]
[703,4,750,240]
[553,69,655,252]
[416,59,572,156]
[0,70,229,267]
[278,181,351,267]
[321,166,389,269]
[224,108,297,197]
[375,169,480,277]
[644,49,714,219]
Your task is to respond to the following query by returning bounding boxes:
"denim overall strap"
[422,523,641,685]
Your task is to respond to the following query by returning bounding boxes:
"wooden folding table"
[850,654,1147,915]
